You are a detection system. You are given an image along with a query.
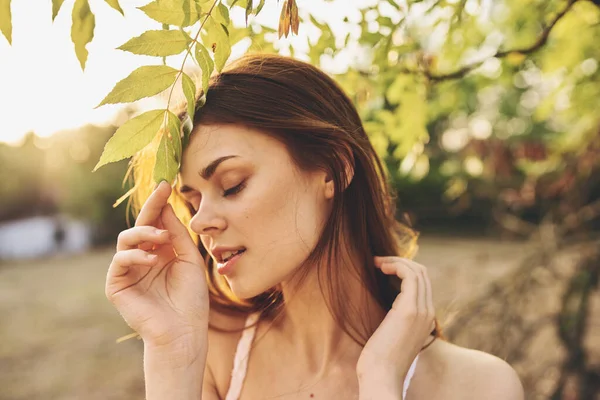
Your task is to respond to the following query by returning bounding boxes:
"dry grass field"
[0,235,595,399]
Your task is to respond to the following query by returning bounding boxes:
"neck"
[269,247,387,377]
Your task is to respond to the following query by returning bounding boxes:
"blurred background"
[0,0,599,399]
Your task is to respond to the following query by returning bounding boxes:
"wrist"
[143,342,207,400]
[144,334,207,370]
[357,367,403,400]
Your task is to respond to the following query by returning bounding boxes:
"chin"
[228,280,266,300]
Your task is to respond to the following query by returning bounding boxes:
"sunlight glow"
[0,0,374,146]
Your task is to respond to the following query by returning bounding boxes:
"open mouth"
[220,248,246,263]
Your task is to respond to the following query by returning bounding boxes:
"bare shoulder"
[205,308,248,398]
[424,340,524,400]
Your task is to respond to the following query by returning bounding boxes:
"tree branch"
[421,0,579,82]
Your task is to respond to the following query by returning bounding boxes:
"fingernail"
[147,254,158,261]
[155,229,168,236]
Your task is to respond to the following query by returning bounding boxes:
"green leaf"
[309,15,326,31]
[230,0,246,9]
[117,30,191,57]
[214,3,230,26]
[161,24,169,65]
[181,114,193,149]
[52,0,65,22]
[0,0,11,44]
[194,42,214,95]
[181,72,197,121]
[245,0,253,25]
[71,0,95,71]
[154,113,181,184]
[386,0,402,11]
[204,17,231,72]
[139,0,200,27]
[97,65,179,107]
[94,109,165,171]
[104,0,124,15]
[166,110,182,163]
[256,0,266,16]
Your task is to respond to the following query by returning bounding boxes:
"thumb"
[160,203,201,263]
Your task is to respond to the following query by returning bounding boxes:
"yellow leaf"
[154,119,180,184]
[52,0,65,22]
[256,0,266,16]
[204,17,230,72]
[290,0,299,35]
[0,0,11,44]
[245,0,253,25]
[181,72,197,122]
[214,3,230,26]
[166,110,182,163]
[194,42,214,94]
[71,0,95,70]
[117,29,191,57]
[97,65,179,107]
[278,0,289,39]
[94,109,165,171]
[104,0,124,15]
[139,0,200,27]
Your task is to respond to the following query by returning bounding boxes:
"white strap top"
[225,313,419,400]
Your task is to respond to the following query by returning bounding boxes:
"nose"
[189,200,227,235]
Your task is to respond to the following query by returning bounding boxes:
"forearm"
[358,381,402,400]
[143,338,208,400]
[357,368,403,400]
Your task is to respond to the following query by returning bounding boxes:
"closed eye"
[184,200,197,214]
[223,180,246,197]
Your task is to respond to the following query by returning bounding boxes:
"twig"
[419,0,579,82]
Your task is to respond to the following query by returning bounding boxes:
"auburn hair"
[129,53,442,344]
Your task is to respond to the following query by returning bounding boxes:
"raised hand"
[105,181,209,349]
[357,256,435,395]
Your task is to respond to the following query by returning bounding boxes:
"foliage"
[0,128,130,243]
[0,0,299,199]
[2,1,600,397]
[1,0,598,227]
[305,0,600,228]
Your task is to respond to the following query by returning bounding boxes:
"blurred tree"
[1,1,599,396]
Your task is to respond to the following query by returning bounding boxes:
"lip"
[211,246,246,263]
[216,250,245,275]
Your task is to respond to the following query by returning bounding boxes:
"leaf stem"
[165,0,220,114]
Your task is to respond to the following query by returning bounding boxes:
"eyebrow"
[180,155,239,194]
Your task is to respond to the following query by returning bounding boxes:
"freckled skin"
[179,124,331,299]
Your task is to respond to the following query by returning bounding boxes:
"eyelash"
[185,180,246,213]
[223,180,246,197]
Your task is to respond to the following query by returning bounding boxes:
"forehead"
[179,124,286,177]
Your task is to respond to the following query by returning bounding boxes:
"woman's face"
[179,124,333,299]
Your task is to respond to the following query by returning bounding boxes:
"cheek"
[241,177,324,261]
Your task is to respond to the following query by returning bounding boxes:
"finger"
[374,255,404,266]
[108,249,158,278]
[117,226,171,251]
[402,259,428,318]
[380,261,418,312]
[160,203,200,262]
[135,181,172,227]
[404,259,435,330]
[423,265,435,321]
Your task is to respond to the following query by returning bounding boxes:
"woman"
[105,54,524,399]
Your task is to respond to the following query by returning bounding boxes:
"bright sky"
[0,0,374,145]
